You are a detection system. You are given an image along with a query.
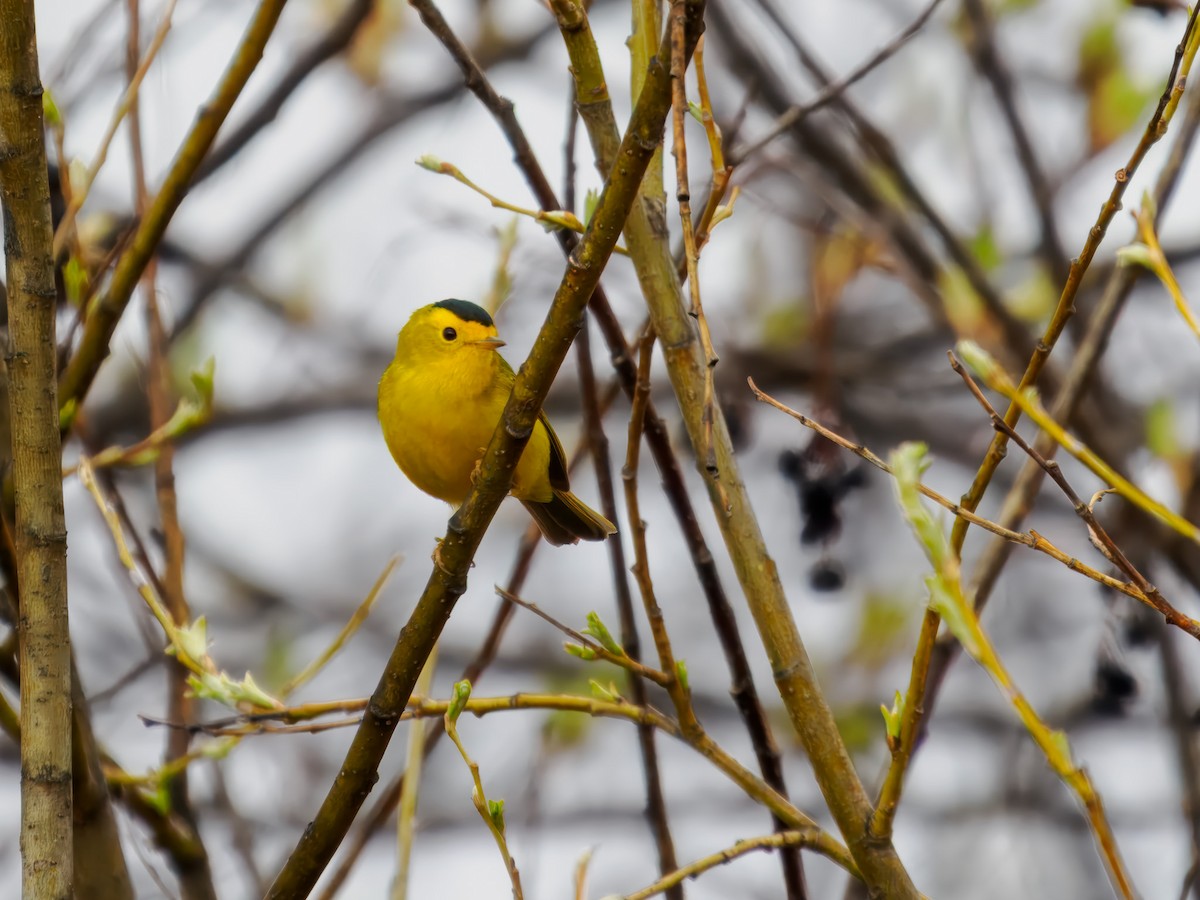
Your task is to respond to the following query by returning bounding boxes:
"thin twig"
[623,332,700,731]
[729,0,946,167]
[392,644,437,900]
[623,831,820,900]
[128,0,215,893]
[52,0,176,258]
[959,342,1200,544]
[280,556,400,696]
[748,380,1174,613]
[444,686,524,899]
[58,0,292,424]
[946,3,1200,558]
[194,0,373,183]
[670,4,722,494]
[950,353,1200,640]
[497,588,671,687]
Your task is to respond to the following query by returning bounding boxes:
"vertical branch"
[581,321,683,896]
[550,0,908,892]
[391,645,437,900]
[569,97,682,891]
[669,2,721,493]
[622,333,699,739]
[0,1,73,896]
[125,1,216,896]
[590,7,921,895]
[631,0,665,210]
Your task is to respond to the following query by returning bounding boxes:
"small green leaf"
[1146,399,1181,459]
[228,672,278,710]
[583,189,600,226]
[144,783,171,816]
[563,642,597,661]
[583,612,623,656]
[537,210,583,233]
[58,398,78,432]
[955,340,1005,387]
[674,659,689,694]
[42,89,62,127]
[173,616,209,664]
[187,672,228,703]
[1006,265,1057,324]
[488,798,506,834]
[190,357,216,408]
[160,398,204,440]
[687,101,704,123]
[447,679,472,723]
[969,225,1002,272]
[1115,243,1159,272]
[415,154,444,172]
[63,256,89,308]
[588,679,620,702]
[201,738,235,760]
[880,690,904,742]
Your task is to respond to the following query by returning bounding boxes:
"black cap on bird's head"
[433,298,494,327]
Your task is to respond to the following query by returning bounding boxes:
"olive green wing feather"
[541,410,570,492]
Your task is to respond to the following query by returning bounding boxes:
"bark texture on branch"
[0,2,74,896]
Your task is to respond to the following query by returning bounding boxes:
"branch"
[623,831,820,900]
[891,444,1136,899]
[263,6,697,892]
[419,3,810,895]
[57,0,291,424]
[902,5,1200,836]
[950,352,1200,640]
[563,1,919,892]
[0,2,74,895]
[574,300,682,893]
[946,4,1200,557]
[747,381,1175,616]
[194,0,373,183]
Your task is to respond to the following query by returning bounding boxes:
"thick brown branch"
[0,2,74,896]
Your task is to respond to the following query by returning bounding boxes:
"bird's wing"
[541,410,571,492]
[497,354,570,492]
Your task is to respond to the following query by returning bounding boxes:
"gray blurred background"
[5,0,1200,897]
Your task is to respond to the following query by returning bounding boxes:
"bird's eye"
[442,327,457,342]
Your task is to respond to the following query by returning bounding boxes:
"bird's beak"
[467,337,506,350]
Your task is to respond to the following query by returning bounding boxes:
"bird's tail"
[521,490,616,546]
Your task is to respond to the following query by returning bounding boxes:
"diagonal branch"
[57,0,291,424]
[263,7,704,895]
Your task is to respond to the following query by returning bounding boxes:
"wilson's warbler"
[378,299,616,546]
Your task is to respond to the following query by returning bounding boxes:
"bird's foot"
[431,537,451,575]
[469,451,486,487]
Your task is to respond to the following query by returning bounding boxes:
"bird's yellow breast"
[378,338,554,506]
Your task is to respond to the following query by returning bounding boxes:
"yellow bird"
[378,299,616,546]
